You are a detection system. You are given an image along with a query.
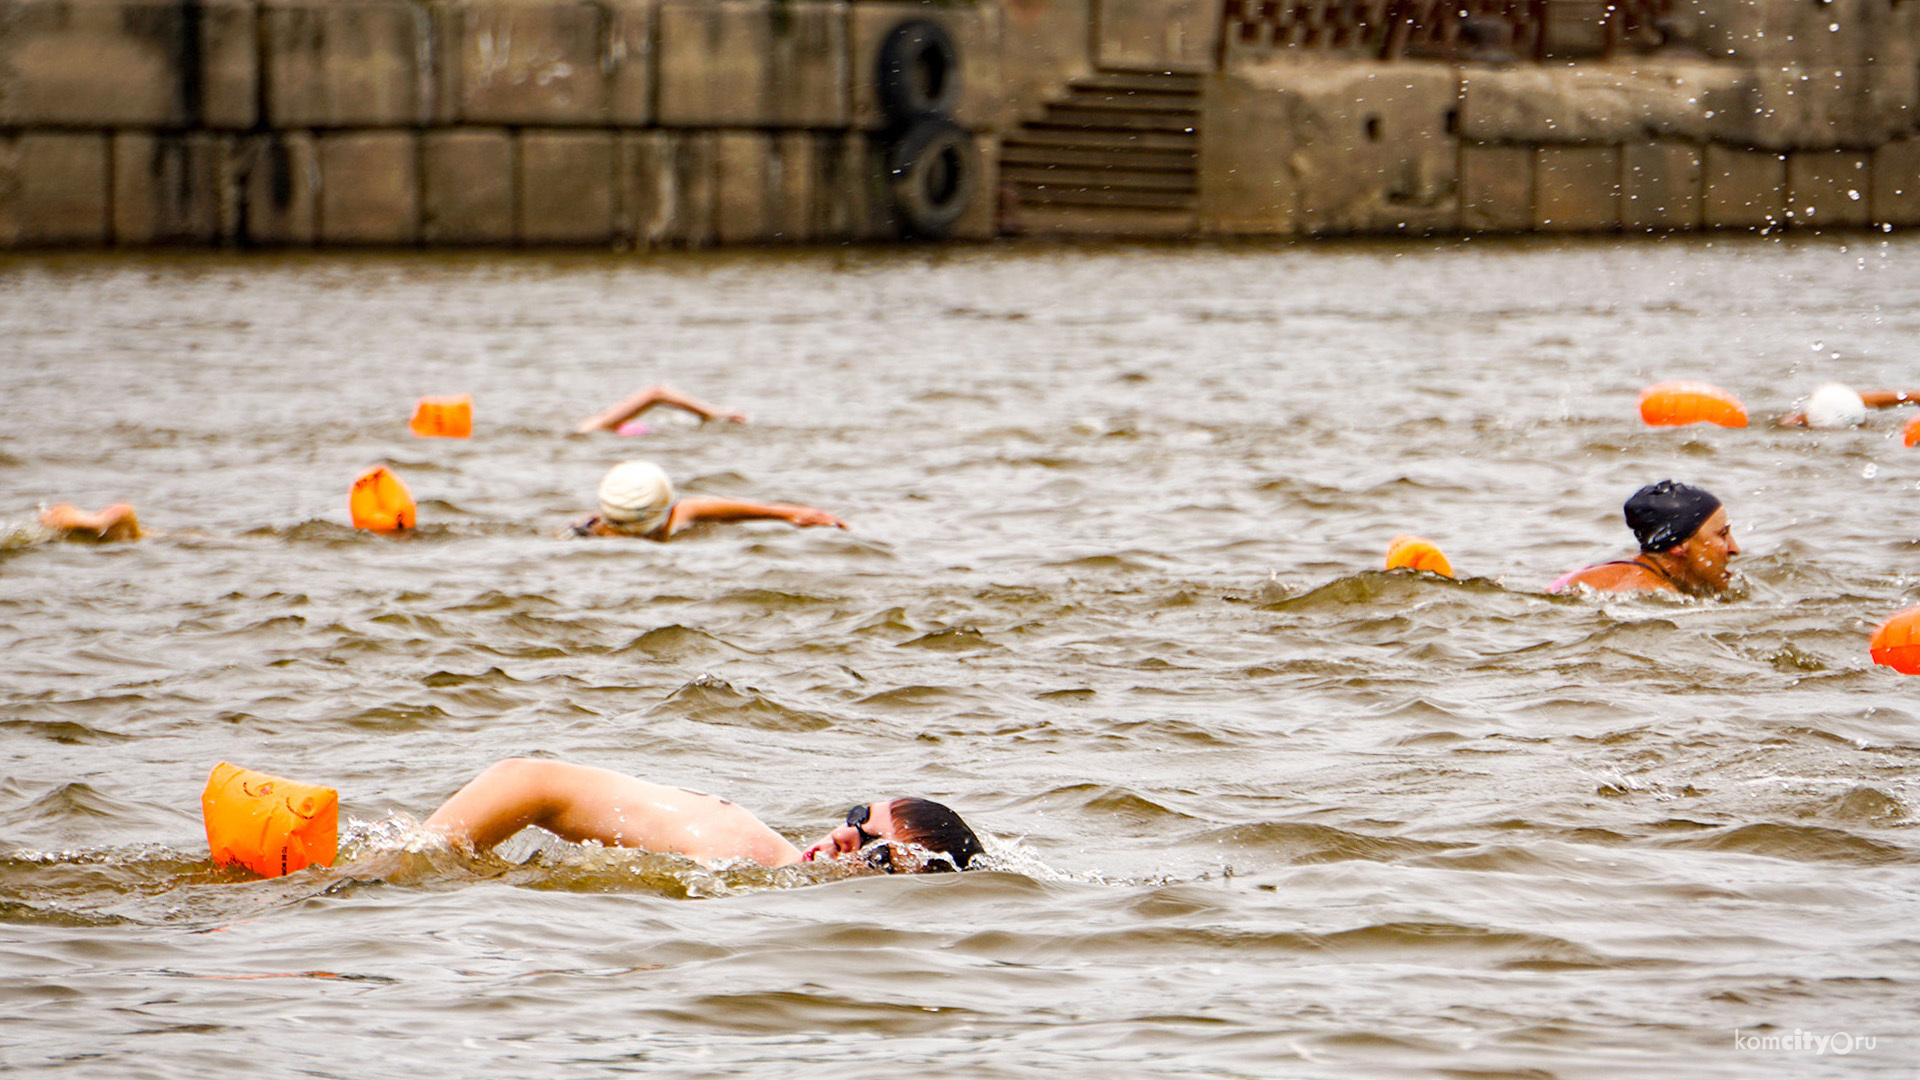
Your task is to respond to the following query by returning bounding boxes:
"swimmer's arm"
[1859,389,1920,409]
[573,384,749,434]
[424,758,800,864]
[1778,389,1920,425]
[665,497,847,534]
[39,502,141,542]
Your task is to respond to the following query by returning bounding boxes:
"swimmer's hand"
[784,507,847,530]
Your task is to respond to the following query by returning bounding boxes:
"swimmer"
[1776,385,1920,428]
[424,757,984,873]
[1549,480,1740,597]
[573,384,749,435]
[567,459,846,539]
[37,502,142,542]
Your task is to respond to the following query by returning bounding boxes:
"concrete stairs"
[1000,69,1203,237]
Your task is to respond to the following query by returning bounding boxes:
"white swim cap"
[596,459,675,534]
[1803,383,1867,429]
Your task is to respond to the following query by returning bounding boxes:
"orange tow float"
[349,465,415,531]
[1903,413,1920,448]
[202,762,339,878]
[1638,381,1748,428]
[410,394,473,438]
[1384,534,1454,578]
[1870,607,1920,675]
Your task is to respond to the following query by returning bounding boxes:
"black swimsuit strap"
[1602,557,1677,586]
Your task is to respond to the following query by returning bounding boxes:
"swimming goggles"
[845,803,894,872]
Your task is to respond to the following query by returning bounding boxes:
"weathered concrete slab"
[1198,70,1297,234]
[263,0,428,127]
[422,129,514,243]
[1000,0,1092,124]
[657,0,847,127]
[1705,63,1919,151]
[1459,63,1737,144]
[951,131,997,240]
[235,132,319,245]
[714,131,772,243]
[1621,141,1701,231]
[520,130,615,243]
[1871,138,1920,226]
[1703,144,1785,229]
[113,132,225,243]
[812,130,885,240]
[0,0,255,127]
[1786,150,1872,229]
[1459,143,1532,232]
[769,131,816,243]
[1534,144,1618,231]
[1200,64,1457,236]
[440,0,654,125]
[1095,0,1214,72]
[318,131,418,243]
[0,132,109,245]
[850,2,1003,131]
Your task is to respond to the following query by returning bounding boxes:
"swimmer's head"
[597,459,675,535]
[1802,383,1868,429]
[1624,480,1721,552]
[887,797,985,873]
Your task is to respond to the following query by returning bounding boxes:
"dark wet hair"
[1624,480,1721,552]
[887,797,984,873]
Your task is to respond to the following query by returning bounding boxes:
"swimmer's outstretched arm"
[665,497,847,535]
[39,502,141,542]
[1777,388,1920,426]
[573,384,749,434]
[424,758,801,866]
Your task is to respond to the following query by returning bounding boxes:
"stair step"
[1056,89,1201,113]
[999,142,1195,169]
[1001,164,1197,193]
[1038,106,1201,133]
[1083,69,1208,91]
[1008,183,1197,210]
[1016,124,1199,151]
[1007,204,1200,237]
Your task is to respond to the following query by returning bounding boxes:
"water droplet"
[1811,341,1824,351]
[1863,463,1879,479]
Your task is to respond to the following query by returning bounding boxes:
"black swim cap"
[1624,480,1722,552]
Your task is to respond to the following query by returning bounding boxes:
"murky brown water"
[3,235,1917,1078]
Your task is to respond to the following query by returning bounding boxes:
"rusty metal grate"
[1217,0,1679,65]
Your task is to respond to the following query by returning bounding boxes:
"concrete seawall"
[2,0,1917,246]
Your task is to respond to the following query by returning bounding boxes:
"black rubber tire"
[886,118,977,238]
[877,20,961,123]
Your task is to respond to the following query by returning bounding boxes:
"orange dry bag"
[1384,534,1454,578]
[1637,381,1748,428]
[202,762,339,878]
[410,394,473,438]
[1870,607,1920,675]
[349,465,415,531]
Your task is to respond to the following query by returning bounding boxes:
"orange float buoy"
[1870,607,1920,675]
[202,762,339,878]
[1384,534,1453,578]
[1903,412,1920,448]
[409,394,473,438]
[1638,381,1748,428]
[349,465,415,531]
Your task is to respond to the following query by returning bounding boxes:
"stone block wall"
[1198,46,1920,238]
[0,0,1001,247]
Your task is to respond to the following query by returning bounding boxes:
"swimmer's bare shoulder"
[1558,561,1675,594]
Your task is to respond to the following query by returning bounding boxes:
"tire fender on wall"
[886,117,978,238]
[878,20,961,123]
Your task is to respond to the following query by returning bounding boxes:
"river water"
[2,235,1916,1078]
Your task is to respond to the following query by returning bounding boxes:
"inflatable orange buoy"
[1870,607,1920,675]
[202,762,339,878]
[1903,413,1920,448]
[1638,381,1748,428]
[409,394,472,438]
[349,466,415,531]
[1384,534,1453,578]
